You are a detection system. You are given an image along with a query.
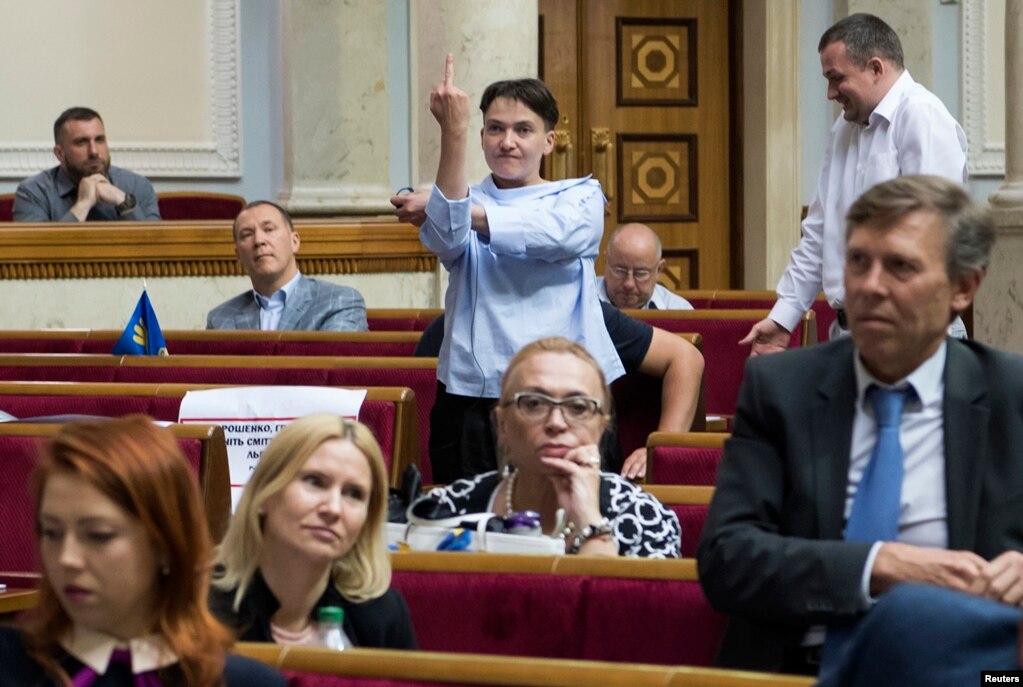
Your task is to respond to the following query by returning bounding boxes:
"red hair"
[23,416,232,686]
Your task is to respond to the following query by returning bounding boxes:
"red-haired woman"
[0,415,285,686]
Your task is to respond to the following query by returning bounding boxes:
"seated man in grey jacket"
[207,201,367,331]
[14,106,160,222]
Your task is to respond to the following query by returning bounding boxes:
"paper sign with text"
[177,386,367,509]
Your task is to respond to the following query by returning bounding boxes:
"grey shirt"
[13,165,161,222]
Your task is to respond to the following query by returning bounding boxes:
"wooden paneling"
[0,219,434,280]
[539,1,733,289]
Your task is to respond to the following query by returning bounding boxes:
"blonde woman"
[210,414,416,648]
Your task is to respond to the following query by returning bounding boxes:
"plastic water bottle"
[317,606,351,651]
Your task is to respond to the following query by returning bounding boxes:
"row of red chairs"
[0,191,245,221]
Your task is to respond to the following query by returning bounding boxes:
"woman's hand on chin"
[538,444,602,527]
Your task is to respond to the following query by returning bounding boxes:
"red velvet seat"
[0,194,13,222]
[647,432,729,486]
[156,192,246,220]
[643,484,715,559]
[678,290,832,346]
[0,424,226,572]
[0,338,86,353]
[390,553,724,666]
[623,310,810,417]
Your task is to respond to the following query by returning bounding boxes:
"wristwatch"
[115,193,137,216]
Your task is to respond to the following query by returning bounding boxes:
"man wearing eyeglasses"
[597,223,693,311]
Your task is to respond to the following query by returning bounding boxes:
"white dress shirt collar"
[59,625,178,675]
[868,70,914,127]
[853,339,946,410]
[253,270,302,330]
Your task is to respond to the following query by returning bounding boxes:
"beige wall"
[2,273,440,330]
[0,0,239,179]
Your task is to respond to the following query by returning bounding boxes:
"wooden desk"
[0,587,38,617]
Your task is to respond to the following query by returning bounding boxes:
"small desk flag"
[112,290,168,356]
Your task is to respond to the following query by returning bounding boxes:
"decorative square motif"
[619,134,698,223]
[617,18,697,106]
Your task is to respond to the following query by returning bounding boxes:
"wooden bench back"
[234,643,815,687]
[0,381,418,488]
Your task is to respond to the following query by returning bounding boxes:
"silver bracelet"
[568,517,613,553]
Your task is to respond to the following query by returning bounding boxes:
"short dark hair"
[479,79,559,131]
[818,13,904,70]
[53,107,103,144]
[845,175,995,280]
[232,200,294,241]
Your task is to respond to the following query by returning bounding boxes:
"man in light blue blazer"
[206,201,367,331]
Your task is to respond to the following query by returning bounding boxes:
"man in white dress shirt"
[596,223,694,311]
[741,13,968,354]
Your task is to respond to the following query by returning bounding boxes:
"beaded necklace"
[504,467,517,515]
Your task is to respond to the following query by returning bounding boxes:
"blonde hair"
[214,414,391,605]
[501,337,611,409]
[496,338,612,471]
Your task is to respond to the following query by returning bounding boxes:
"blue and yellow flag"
[112,290,168,356]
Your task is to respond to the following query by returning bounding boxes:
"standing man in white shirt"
[596,223,694,311]
[741,13,968,355]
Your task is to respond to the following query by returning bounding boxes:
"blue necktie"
[845,385,910,542]
[820,384,911,674]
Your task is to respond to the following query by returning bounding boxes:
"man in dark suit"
[206,201,367,331]
[697,175,1023,676]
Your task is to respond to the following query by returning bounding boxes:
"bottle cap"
[503,510,542,535]
[318,606,344,624]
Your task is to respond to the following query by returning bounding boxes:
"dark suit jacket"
[696,337,1023,672]
[206,274,368,331]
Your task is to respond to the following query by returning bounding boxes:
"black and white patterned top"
[416,471,681,558]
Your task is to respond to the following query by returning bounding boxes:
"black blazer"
[697,337,1023,672]
[209,569,418,650]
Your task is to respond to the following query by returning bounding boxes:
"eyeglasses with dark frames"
[503,391,603,424]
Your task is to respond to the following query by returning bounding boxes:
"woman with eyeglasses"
[414,337,681,558]
[0,416,285,687]
[210,414,417,649]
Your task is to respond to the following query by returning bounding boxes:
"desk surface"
[0,587,38,616]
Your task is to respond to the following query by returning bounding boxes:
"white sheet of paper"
[177,386,367,510]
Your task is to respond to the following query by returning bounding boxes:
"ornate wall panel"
[618,133,698,223]
[0,0,241,179]
[963,0,1007,176]
[0,221,434,281]
[616,18,697,106]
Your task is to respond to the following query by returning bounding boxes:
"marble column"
[989,0,1023,209]
[742,0,801,290]
[976,0,1023,354]
[409,1,537,305]
[278,0,393,214]
[410,1,538,188]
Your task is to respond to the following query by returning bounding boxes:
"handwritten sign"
[178,386,367,509]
